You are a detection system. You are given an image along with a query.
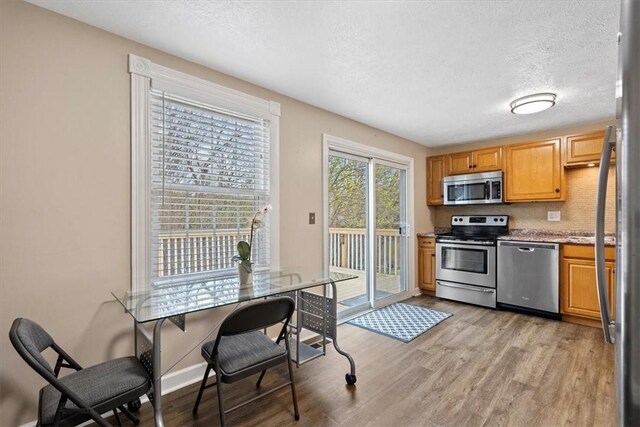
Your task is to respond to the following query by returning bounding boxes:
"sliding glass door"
[374,161,408,304]
[327,150,409,319]
[328,152,371,316]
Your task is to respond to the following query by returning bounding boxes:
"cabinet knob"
[555,188,560,193]
[468,165,473,169]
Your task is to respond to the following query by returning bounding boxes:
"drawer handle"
[437,281,494,293]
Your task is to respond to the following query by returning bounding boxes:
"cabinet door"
[505,138,564,202]
[418,238,436,291]
[447,151,473,175]
[473,147,502,173]
[565,130,609,166]
[427,156,446,205]
[561,257,613,319]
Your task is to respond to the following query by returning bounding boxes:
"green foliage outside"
[328,156,400,229]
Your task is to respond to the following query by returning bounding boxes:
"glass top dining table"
[112,267,357,323]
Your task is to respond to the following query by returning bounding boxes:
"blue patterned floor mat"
[347,302,452,343]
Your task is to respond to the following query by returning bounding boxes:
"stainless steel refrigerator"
[595,0,640,424]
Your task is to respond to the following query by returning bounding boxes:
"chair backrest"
[9,318,57,375]
[9,318,107,425]
[219,296,295,336]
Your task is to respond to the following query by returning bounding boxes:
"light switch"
[309,212,316,224]
[547,211,561,221]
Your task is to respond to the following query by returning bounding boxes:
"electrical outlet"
[547,211,561,222]
[309,212,316,224]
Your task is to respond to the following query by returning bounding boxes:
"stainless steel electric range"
[435,215,509,308]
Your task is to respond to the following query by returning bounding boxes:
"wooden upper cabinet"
[447,151,473,175]
[504,138,565,202]
[427,156,446,205]
[565,130,612,167]
[473,147,503,172]
[446,146,502,175]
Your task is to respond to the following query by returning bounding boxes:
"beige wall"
[0,1,432,424]
[432,121,617,233]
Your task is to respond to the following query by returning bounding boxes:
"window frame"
[129,54,280,292]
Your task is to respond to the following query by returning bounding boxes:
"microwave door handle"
[595,124,616,344]
[485,181,490,199]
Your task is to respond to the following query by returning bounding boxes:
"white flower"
[251,205,271,229]
[253,212,265,229]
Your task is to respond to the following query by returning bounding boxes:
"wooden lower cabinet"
[561,244,615,326]
[418,237,436,292]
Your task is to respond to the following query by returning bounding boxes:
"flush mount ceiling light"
[510,93,557,115]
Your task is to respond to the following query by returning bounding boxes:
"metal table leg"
[136,319,166,427]
[329,280,357,385]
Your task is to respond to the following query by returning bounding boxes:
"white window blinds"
[149,90,271,284]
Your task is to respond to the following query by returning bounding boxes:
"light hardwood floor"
[122,296,615,427]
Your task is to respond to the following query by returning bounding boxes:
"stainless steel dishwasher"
[497,241,560,318]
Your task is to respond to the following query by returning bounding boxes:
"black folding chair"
[9,318,151,427]
[192,296,299,426]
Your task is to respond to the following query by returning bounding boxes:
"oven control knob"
[500,218,505,222]
[493,218,498,222]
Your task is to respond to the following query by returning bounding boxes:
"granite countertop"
[417,228,449,238]
[497,230,616,246]
[417,232,437,238]
[417,229,616,246]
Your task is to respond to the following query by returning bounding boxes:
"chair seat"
[39,356,150,426]
[202,331,286,377]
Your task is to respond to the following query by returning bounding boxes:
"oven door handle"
[437,281,495,293]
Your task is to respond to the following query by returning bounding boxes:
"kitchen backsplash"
[435,167,616,233]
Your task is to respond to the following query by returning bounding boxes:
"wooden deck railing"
[157,229,250,277]
[157,227,401,277]
[329,228,400,275]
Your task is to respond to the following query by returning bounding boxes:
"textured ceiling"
[28,1,621,147]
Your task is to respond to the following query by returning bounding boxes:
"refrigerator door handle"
[595,125,617,344]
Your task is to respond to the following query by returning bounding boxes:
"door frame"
[322,134,415,316]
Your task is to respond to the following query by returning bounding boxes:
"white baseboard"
[19,361,208,427]
[154,360,209,397]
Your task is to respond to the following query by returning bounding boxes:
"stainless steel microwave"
[443,171,503,205]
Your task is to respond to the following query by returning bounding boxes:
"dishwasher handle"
[498,241,559,251]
